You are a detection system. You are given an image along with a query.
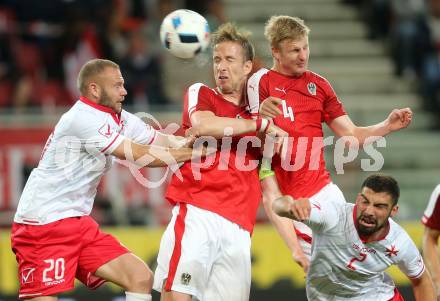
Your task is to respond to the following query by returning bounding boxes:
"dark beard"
[357,216,387,236]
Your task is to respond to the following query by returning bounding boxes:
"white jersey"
[305,200,425,301]
[14,97,157,225]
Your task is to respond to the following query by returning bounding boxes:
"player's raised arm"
[409,270,436,301]
[327,108,413,145]
[111,138,200,167]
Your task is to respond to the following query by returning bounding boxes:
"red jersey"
[165,83,262,233]
[248,68,346,198]
[422,184,440,229]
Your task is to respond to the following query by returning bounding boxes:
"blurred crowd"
[0,0,225,113]
[345,0,440,128]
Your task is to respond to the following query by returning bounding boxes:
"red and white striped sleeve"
[422,184,440,230]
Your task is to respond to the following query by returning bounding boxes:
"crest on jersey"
[385,245,399,257]
[98,123,113,138]
[307,82,316,96]
[181,273,191,285]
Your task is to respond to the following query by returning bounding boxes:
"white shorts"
[153,203,251,301]
[294,183,346,259]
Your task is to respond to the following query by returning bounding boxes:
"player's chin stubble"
[99,90,120,113]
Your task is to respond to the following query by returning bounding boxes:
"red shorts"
[11,216,129,299]
[388,288,404,301]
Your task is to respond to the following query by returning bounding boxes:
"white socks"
[125,291,152,301]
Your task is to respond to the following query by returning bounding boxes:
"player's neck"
[217,88,244,106]
[271,64,303,78]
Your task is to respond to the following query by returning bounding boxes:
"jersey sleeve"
[422,184,440,230]
[396,237,425,279]
[187,83,215,118]
[67,113,125,155]
[247,68,269,116]
[122,112,157,145]
[321,77,347,123]
[304,198,340,233]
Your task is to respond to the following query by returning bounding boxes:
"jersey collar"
[79,96,121,124]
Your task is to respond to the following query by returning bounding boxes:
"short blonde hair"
[211,22,255,61]
[264,15,310,48]
[77,59,119,95]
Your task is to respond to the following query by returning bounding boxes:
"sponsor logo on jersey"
[275,87,287,94]
[307,82,316,96]
[181,272,192,285]
[44,279,65,286]
[21,267,35,284]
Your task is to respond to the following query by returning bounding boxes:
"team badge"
[307,82,316,96]
[98,123,113,138]
[181,272,192,285]
[385,245,399,257]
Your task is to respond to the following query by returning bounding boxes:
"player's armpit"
[111,138,196,167]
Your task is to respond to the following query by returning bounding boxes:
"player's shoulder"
[186,82,218,102]
[249,67,270,81]
[62,101,110,134]
[57,101,97,129]
[430,184,440,201]
[422,184,440,225]
[386,218,414,246]
[306,70,332,86]
[187,82,215,95]
[248,68,269,87]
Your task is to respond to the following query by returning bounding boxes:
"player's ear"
[355,193,363,205]
[89,82,100,99]
[243,60,252,76]
[389,205,399,218]
[272,46,280,60]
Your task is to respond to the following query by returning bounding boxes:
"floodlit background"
[0,0,439,300]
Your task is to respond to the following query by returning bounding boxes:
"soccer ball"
[160,9,210,59]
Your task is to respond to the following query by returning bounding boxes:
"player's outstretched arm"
[190,110,257,138]
[328,108,413,145]
[410,270,436,301]
[261,176,310,273]
[152,132,196,148]
[423,227,440,297]
[112,138,200,167]
[189,110,287,139]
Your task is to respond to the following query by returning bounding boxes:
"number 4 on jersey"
[281,100,294,122]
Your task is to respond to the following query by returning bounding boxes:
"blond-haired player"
[248,15,413,272]
[153,23,286,301]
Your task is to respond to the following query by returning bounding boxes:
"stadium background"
[0,0,439,300]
